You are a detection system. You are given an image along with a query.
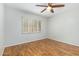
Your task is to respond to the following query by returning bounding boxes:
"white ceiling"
[5,3,79,18]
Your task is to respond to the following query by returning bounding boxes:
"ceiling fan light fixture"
[47,6,51,10]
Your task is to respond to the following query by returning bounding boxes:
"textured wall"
[48,4,79,46]
[4,6,48,47]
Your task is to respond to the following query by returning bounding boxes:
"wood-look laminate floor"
[3,39,79,56]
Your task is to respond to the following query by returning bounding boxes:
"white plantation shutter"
[22,16,41,33]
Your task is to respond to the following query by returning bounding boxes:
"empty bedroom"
[0,3,79,56]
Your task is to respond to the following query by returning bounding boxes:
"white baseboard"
[48,36,79,47]
[0,47,4,56]
[4,37,47,48]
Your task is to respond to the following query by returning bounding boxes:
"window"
[22,16,41,33]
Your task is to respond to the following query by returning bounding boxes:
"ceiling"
[5,3,79,18]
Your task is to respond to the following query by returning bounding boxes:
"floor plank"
[3,39,79,56]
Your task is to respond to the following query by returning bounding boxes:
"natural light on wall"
[22,16,41,33]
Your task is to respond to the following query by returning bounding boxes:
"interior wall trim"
[3,37,48,48]
[48,36,79,47]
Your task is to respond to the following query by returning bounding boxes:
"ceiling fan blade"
[41,8,47,13]
[51,4,64,8]
[36,5,48,7]
[50,9,54,13]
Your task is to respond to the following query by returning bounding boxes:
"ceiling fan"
[36,3,65,13]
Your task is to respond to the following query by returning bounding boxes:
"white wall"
[48,4,79,46]
[5,3,79,47]
[4,6,48,47]
[0,3,5,56]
